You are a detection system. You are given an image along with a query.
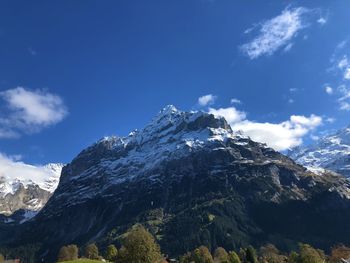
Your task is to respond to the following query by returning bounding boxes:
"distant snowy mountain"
[0,163,64,217]
[288,126,350,177]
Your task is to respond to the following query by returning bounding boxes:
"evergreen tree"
[245,246,257,263]
[84,243,99,260]
[192,246,214,263]
[214,247,229,263]
[228,251,241,263]
[105,244,118,262]
[117,224,163,263]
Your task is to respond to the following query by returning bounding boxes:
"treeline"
[57,224,350,263]
[58,225,160,262]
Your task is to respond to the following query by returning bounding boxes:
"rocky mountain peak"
[5,107,350,263]
[143,105,231,136]
[155,104,179,119]
[76,106,233,164]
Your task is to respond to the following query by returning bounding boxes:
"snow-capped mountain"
[0,163,64,216]
[288,126,350,177]
[3,106,350,262]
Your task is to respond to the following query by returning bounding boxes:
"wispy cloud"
[240,6,319,59]
[325,117,335,123]
[327,41,350,111]
[230,98,242,104]
[317,17,327,25]
[209,106,322,151]
[0,87,68,138]
[338,85,350,111]
[283,43,294,52]
[337,55,350,80]
[317,10,329,26]
[198,94,217,106]
[325,86,333,95]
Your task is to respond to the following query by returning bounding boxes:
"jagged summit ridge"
[99,105,233,147]
[83,105,237,158]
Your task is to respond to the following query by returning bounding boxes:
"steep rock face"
[4,106,350,262]
[288,126,350,177]
[0,163,64,219]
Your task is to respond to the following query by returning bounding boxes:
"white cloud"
[317,17,327,25]
[336,55,350,80]
[339,101,350,111]
[337,85,350,111]
[198,94,217,106]
[209,106,322,151]
[337,40,347,50]
[326,117,335,123]
[325,86,333,95]
[338,56,349,69]
[208,107,246,123]
[230,98,242,104]
[0,128,18,139]
[326,42,350,111]
[0,87,68,138]
[240,6,311,59]
[345,68,350,80]
[288,98,294,104]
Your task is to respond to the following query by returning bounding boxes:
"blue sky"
[0,0,350,168]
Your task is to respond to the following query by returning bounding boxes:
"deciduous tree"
[118,224,162,263]
[330,245,350,263]
[299,243,325,263]
[214,247,229,263]
[84,243,99,260]
[228,251,241,263]
[192,246,214,263]
[105,244,118,262]
[57,246,69,262]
